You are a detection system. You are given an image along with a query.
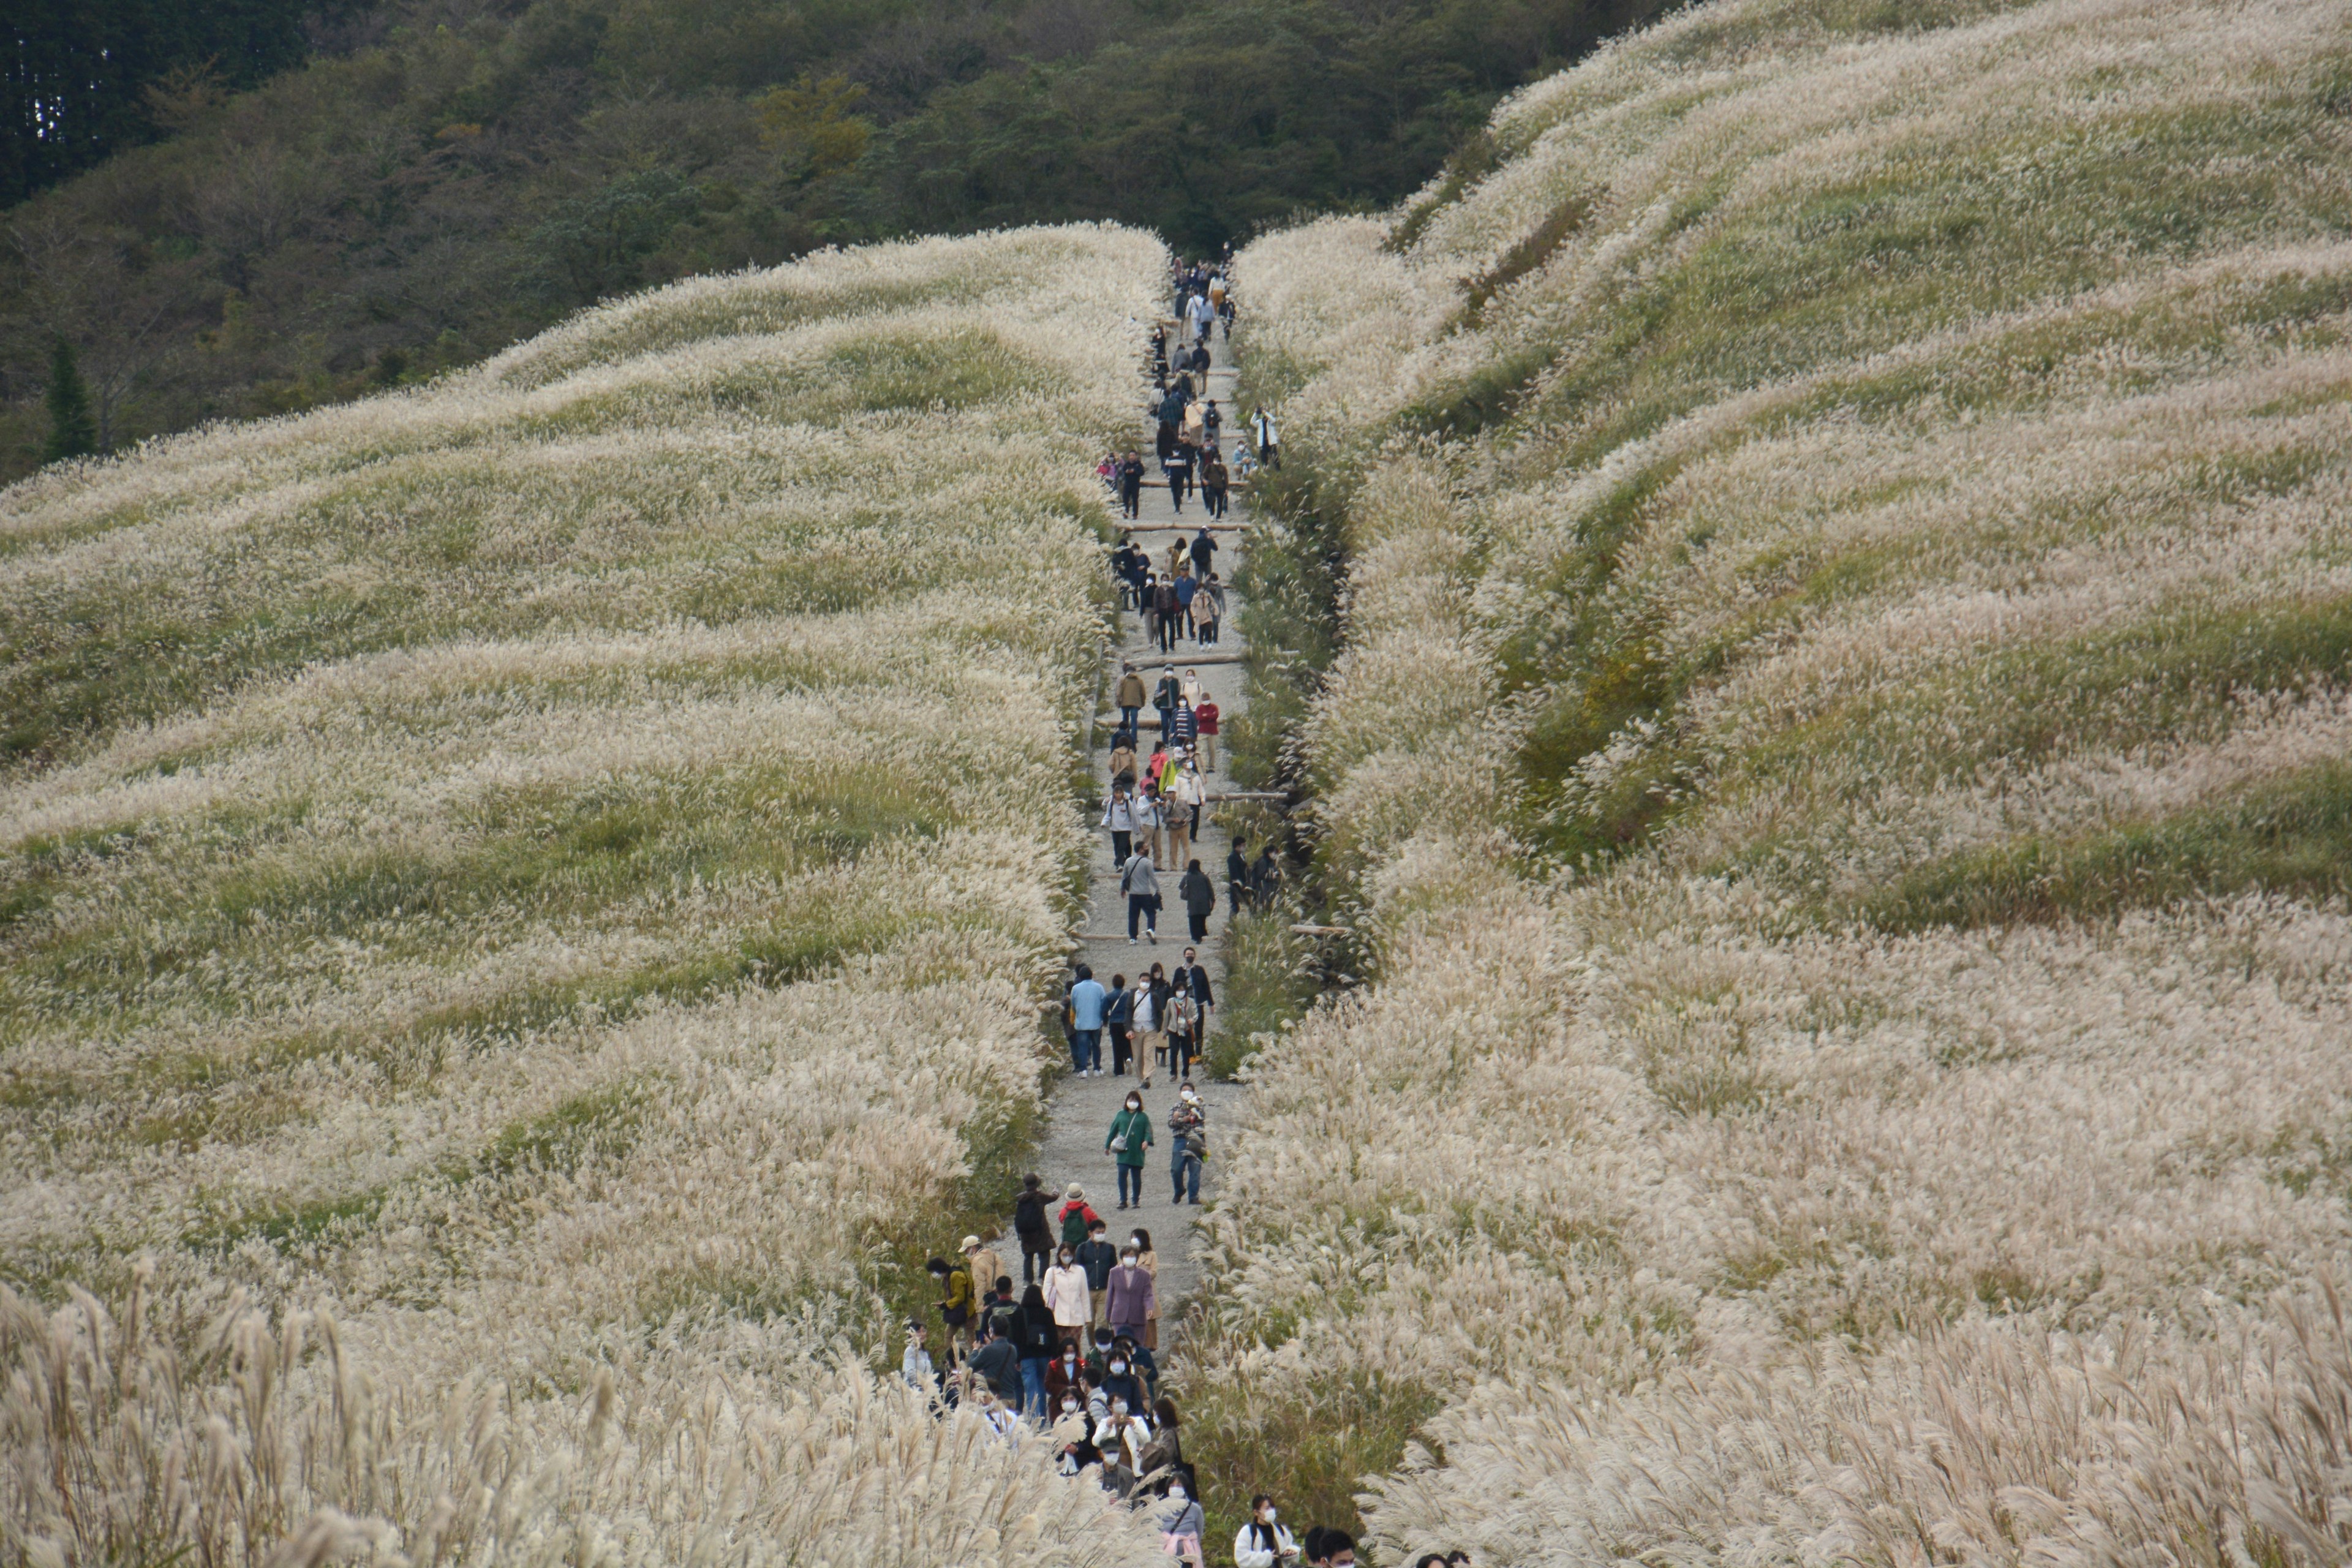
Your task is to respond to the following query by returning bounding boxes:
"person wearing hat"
[1059,1183,1101,1250]
[962,1234,1003,1319]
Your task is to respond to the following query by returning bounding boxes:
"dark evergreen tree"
[42,338,97,463]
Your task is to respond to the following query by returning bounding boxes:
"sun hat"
[960,1235,981,1251]
[1065,1183,1084,1200]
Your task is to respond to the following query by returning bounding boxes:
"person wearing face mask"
[1128,1227,1161,1350]
[1139,1394,1187,1493]
[1096,1346,1145,1417]
[1044,1245,1092,1348]
[1050,1391,1096,1475]
[1106,1090,1154,1209]
[1157,1469,1205,1567]
[1044,1339,1090,1409]
[1307,1529,1359,1567]
[1235,1496,1302,1568]
[1104,1243,1156,1344]
[1093,1396,1151,1498]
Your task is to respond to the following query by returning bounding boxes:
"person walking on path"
[1128,974,1159,1087]
[1155,666,1183,744]
[1105,1243,1156,1351]
[1153,577,1180,652]
[1121,848,1160,944]
[1179,858,1216,944]
[1076,1218,1120,1326]
[1129,1225,1161,1349]
[1115,663,1146,736]
[1016,1283,1060,1417]
[1059,1184,1101,1250]
[1107,1090,1154,1209]
[1251,406,1281,470]
[1068,963,1107,1076]
[1044,1243,1093,1349]
[1236,1498,1303,1568]
[1119,450,1144,519]
[1101,783,1136,865]
[1133,784,1165,870]
[1109,733,1138,789]
[1195,695,1219,766]
[1175,949,1215,1057]
[1201,571,1227,646]
[1014,1173,1053,1283]
[1201,448,1229,519]
[1169,696,1197,756]
[1164,986,1197,1084]
[1190,524,1217,582]
[1169,1084,1206,1204]
[1106,972,1136,1077]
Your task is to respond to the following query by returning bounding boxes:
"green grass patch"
[1855,758,2352,932]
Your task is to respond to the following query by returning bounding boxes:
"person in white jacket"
[1235,1495,1302,1568]
[1044,1246,1093,1348]
[1101,785,1137,865]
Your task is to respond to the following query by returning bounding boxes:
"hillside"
[1194,0,2352,1558]
[0,224,1169,1564]
[0,0,1671,487]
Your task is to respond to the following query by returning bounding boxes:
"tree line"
[1,0,1673,481]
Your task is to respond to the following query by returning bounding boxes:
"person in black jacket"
[1118,452,1144,521]
[1227,845,1250,917]
[1076,1219,1120,1325]
[1179,859,1216,943]
[964,1322,1021,1403]
[1176,948,1215,1046]
[1016,1283,1060,1417]
[1015,1172,1053,1283]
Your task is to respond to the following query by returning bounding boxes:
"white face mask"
[1062,1398,1077,1412]
[1262,1509,1276,1523]
[1126,1100,1140,1112]
[1112,1401,1128,1415]
[1110,1360,1126,1374]
[1170,1487,1188,1502]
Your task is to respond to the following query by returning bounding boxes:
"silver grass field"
[1,226,1172,1567]
[1193,0,2352,1562]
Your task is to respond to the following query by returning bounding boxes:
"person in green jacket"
[1107,1090,1155,1210]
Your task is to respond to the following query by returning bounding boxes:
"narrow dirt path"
[983,318,1252,1349]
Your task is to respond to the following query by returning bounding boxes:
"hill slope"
[0,0,1672,483]
[0,224,1167,1566]
[1194,0,2352,1558]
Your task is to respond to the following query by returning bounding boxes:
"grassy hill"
[1193,0,2352,1558]
[0,224,1169,1565]
[0,0,1672,486]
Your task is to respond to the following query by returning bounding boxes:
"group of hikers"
[910,1205,1403,1567]
[897,255,1357,1567]
[1106,526,1227,651]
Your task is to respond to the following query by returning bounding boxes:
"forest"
[0,0,1667,482]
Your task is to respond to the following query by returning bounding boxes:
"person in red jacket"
[1194,697,1219,772]
[1059,1185,1102,1249]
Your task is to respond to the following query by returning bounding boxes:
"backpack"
[1060,1204,1095,1248]
[1016,1191,1049,1238]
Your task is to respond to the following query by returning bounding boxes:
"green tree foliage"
[40,337,96,463]
[0,0,1676,482]
[2,0,320,203]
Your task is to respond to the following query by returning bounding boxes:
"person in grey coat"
[1121,850,1161,943]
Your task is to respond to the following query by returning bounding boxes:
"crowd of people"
[897,257,1382,1567]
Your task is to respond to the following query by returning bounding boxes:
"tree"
[43,337,97,462]
[758,74,872,186]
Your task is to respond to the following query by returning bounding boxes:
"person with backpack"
[1107,1089,1154,1209]
[929,1254,973,1362]
[1121,847,1160,944]
[1153,577,1180,652]
[1204,399,1224,450]
[1059,1185,1101,1250]
[1014,1174,1053,1283]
